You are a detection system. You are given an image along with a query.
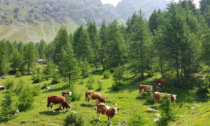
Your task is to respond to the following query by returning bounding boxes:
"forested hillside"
[0,0,210,126]
[0,0,168,42]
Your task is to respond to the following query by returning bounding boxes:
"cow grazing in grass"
[139,85,156,96]
[47,95,70,112]
[155,78,168,88]
[85,91,106,105]
[96,102,119,125]
[153,91,177,106]
[62,91,73,97]
[0,86,6,91]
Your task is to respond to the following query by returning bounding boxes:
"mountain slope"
[0,0,169,42]
[115,0,168,19]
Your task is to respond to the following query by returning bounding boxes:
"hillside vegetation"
[0,0,210,125]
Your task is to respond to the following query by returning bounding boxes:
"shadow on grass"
[42,84,70,93]
[90,119,107,126]
[39,111,61,116]
[80,104,95,108]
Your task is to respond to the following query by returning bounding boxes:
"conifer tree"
[73,26,93,62]
[59,42,81,85]
[0,40,10,75]
[24,42,36,75]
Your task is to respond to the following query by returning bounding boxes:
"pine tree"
[38,39,47,59]
[127,11,153,79]
[53,27,69,63]
[59,42,81,85]
[0,40,10,76]
[24,42,36,75]
[103,20,126,69]
[73,26,93,62]
[87,21,102,68]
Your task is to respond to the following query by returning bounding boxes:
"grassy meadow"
[0,67,210,126]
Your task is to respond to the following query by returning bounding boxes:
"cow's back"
[48,95,66,104]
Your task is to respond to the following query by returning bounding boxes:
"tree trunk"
[160,56,164,78]
[68,73,71,85]
[176,53,182,86]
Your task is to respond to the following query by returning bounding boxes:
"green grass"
[0,70,210,126]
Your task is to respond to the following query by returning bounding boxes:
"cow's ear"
[117,108,120,111]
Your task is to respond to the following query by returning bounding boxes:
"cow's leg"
[110,117,112,126]
[97,112,100,121]
[47,101,50,111]
[86,99,89,105]
[95,99,98,106]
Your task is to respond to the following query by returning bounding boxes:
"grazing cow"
[153,91,177,106]
[47,95,70,112]
[62,91,73,97]
[139,85,156,96]
[85,91,106,105]
[155,78,168,88]
[0,86,6,91]
[96,102,119,125]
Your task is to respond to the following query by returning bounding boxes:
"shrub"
[15,71,22,78]
[65,113,84,126]
[51,74,60,84]
[196,87,209,98]
[127,114,146,126]
[18,86,34,111]
[158,94,176,125]
[14,79,24,95]
[97,80,103,91]
[68,84,81,102]
[143,93,154,105]
[86,76,94,89]
[31,85,40,96]
[5,80,14,90]
[103,70,111,79]
[33,74,45,83]
[41,83,48,89]
[111,83,120,91]
[0,92,16,122]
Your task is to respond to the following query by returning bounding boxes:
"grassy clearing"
[0,70,210,126]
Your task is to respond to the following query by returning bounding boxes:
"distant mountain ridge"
[0,0,168,42]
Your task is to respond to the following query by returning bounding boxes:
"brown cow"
[47,95,70,112]
[139,85,156,97]
[0,86,6,91]
[96,102,119,125]
[153,91,177,106]
[85,91,106,105]
[155,78,168,88]
[62,91,73,97]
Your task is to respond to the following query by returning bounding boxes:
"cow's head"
[69,92,73,96]
[113,107,120,115]
[172,95,177,101]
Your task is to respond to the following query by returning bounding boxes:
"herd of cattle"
[45,78,176,125]
[0,78,176,125]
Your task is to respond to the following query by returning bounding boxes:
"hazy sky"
[101,0,201,8]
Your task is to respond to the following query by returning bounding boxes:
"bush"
[15,71,22,78]
[86,76,94,89]
[97,80,103,91]
[31,85,40,96]
[33,74,45,83]
[51,74,60,84]
[18,86,34,111]
[158,94,176,125]
[0,92,16,122]
[5,80,14,90]
[68,84,81,102]
[196,87,209,98]
[143,93,154,105]
[14,79,24,95]
[103,70,111,79]
[41,83,48,89]
[65,113,84,126]
[127,114,146,126]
